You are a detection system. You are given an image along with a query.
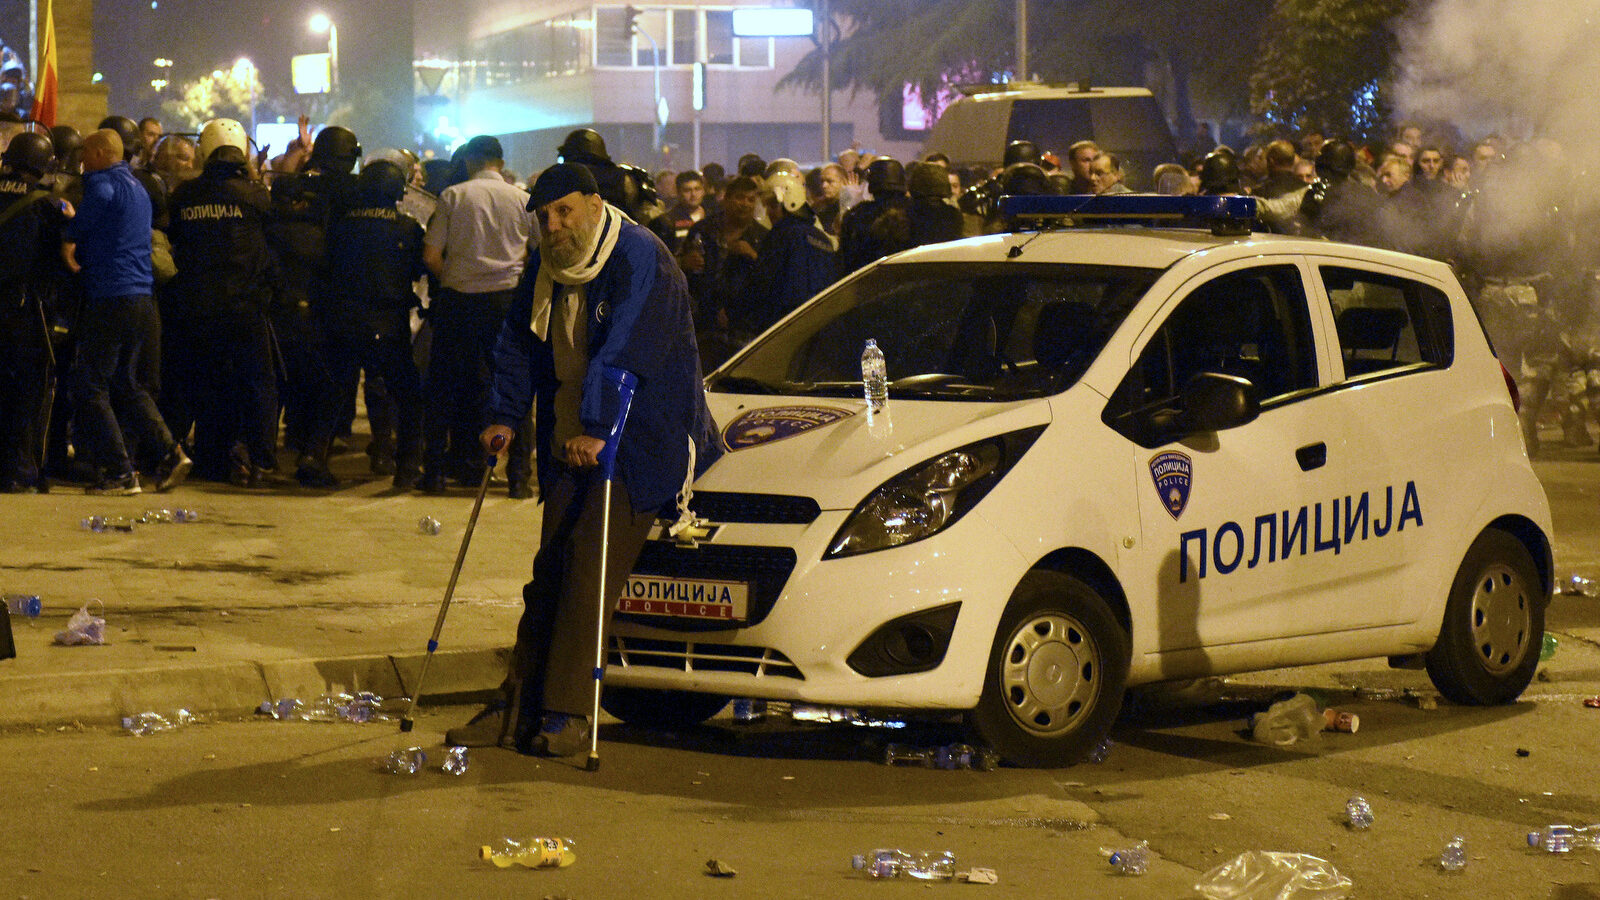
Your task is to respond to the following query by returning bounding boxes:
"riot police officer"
[556,128,665,229]
[267,125,360,488]
[166,118,280,486]
[837,158,913,276]
[0,131,67,492]
[325,160,427,489]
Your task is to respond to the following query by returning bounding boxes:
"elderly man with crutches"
[446,163,722,760]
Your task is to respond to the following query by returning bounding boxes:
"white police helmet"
[765,170,807,214]
[197,118,248,163]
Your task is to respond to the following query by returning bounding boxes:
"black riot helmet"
[97,115,142,161]
[1198,150,1242,195]
[1002,139,1042,167]
[999,162,1053,196]
[49,124,82,164]
[358,159,407,205]
[558,128,609,164]
[1315,140,1357,180]
[865,158,907,196]
[907,161,952,199]
[2,130,55,177]
[310,125,362,173]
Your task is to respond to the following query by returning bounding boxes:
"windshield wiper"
[708,375,784,394]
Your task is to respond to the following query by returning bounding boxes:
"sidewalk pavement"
[0,450,541,728]
[4,443,1597,730]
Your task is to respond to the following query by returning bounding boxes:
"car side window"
[1320,266,1454,378]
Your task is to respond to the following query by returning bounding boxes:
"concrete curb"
[0,647,510,728]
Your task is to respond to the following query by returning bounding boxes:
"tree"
[778,0,1269,146]
[160,59,273,132]
[1249,0,1414,142]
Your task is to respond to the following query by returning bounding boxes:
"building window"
[671,9,697,65]
[706,10,734,65]
[595,6,772,69]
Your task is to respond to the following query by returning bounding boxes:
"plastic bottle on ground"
[933,743,1000,771]
[419,516,441,536]
[1250,693,1323,746]
[1439,836,1467,871]
[1345,796,1374,829]
[1528,824,1600,852]
[1085,737,1114,763]
[883,743,934,767]
[1108,840,1149,875]
[732,698,767,722]
[441,746,470,775]
[122,709,197,736]
[851,848,955,880]
[480,837,576,868]
[381,747,427,774]
[4,595,41,618]
[1541,633,1559,661]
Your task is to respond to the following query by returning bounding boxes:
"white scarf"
[530,202,630,339]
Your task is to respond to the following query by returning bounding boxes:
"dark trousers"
[68,294,175,479]
[271,309,338,464]
[513,466,656,720]
[0,297,52,487]
[193,314,280,473]
[424,288,517,480]
[326,318,424,474]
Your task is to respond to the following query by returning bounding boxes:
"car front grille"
[682,491,821,524]
[621,543,797,630]
[607,636,804,679]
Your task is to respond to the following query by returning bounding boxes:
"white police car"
[601,195,1554,767]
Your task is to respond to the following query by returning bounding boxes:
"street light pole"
[820,0,831,163]
[310,13,339,97]
[1016,0,1028,82]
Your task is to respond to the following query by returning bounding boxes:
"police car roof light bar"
[999,193,1258,236]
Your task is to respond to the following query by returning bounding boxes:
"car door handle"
[1296,442,1327,471]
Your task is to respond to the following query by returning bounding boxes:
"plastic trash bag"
[54,600,107,646]
[1196,851,1351,900]
[1250,694,1322,747]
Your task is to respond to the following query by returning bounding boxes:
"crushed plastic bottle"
[122,709,197,736]
[137,508,199,524]
[418,516,442,536]
[1195,850,1352,899]
[732,698,767,722]
[851,848,956,880]
[53,601,106,645]
[304,691,385,723]
[882,742,999,770]
[441,745,470,775]
[1085,738,1114,763]
[1565,574,1594,597]
[381,747,427,774]
[1541,633,1559,661]
[1527,824,1600,853]
[1344,796,1374,829]
[257,698,304,720]
[480,837,576,869]
[80,515,135,533]
[1107,840,1150,875]
[4,594,41,618]
[1438,836,1467,872]
[790,704,905,729]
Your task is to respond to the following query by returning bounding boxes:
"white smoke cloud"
[1394,0,1600,155]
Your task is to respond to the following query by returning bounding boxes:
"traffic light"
[623,5,640,40]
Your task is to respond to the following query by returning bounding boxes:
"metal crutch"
[586,366,639,772]
[399,431,509,733]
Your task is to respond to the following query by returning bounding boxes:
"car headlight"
[826,427,1043,558]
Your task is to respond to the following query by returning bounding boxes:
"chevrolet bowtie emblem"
[673,521,717,547]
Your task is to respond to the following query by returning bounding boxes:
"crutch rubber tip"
[399,718,414,733]
[585,755,600,772]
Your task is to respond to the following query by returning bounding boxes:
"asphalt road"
[4,451,1598,899]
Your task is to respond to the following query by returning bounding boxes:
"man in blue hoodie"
[448,163,722,756]
[63,128,189,495]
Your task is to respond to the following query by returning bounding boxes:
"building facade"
[413,0,919,175]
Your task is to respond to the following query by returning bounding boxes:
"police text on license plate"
[618,574,749,622]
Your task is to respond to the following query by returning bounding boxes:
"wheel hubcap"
[1000,612,1101,737]
[1470,562,1531,675]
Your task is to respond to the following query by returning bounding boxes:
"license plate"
[618,574,749,622]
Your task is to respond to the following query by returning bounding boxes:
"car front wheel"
[1425,529,1544,705]
[967,571,1129,767]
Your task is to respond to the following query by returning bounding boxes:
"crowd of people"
[1,110,1596,499]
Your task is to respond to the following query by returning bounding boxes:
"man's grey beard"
[543,214,600,269]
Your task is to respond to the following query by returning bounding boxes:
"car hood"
[696,393,1052,510]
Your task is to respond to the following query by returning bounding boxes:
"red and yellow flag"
[34,0,59,128]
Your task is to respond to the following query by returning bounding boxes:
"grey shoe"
[445,698,518,748]
[531,713,591,757]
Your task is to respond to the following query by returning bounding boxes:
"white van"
[602,195,1554,768]
[924,83,1179,187]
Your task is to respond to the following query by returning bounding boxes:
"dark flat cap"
[528,162,600,210]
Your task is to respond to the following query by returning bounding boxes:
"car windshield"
[707,261,1160,402]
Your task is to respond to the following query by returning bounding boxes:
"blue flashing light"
[999,193,1258,234]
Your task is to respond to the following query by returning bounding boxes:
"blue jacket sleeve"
[578,227,674,439]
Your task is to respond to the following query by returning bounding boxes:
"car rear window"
[1319,267,1455,378]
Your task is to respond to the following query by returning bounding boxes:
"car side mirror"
[1177,372,1260,433]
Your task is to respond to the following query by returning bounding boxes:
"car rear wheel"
[1425,529,1544,705]
[967,571,1129,767]
[599,686,732,730]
